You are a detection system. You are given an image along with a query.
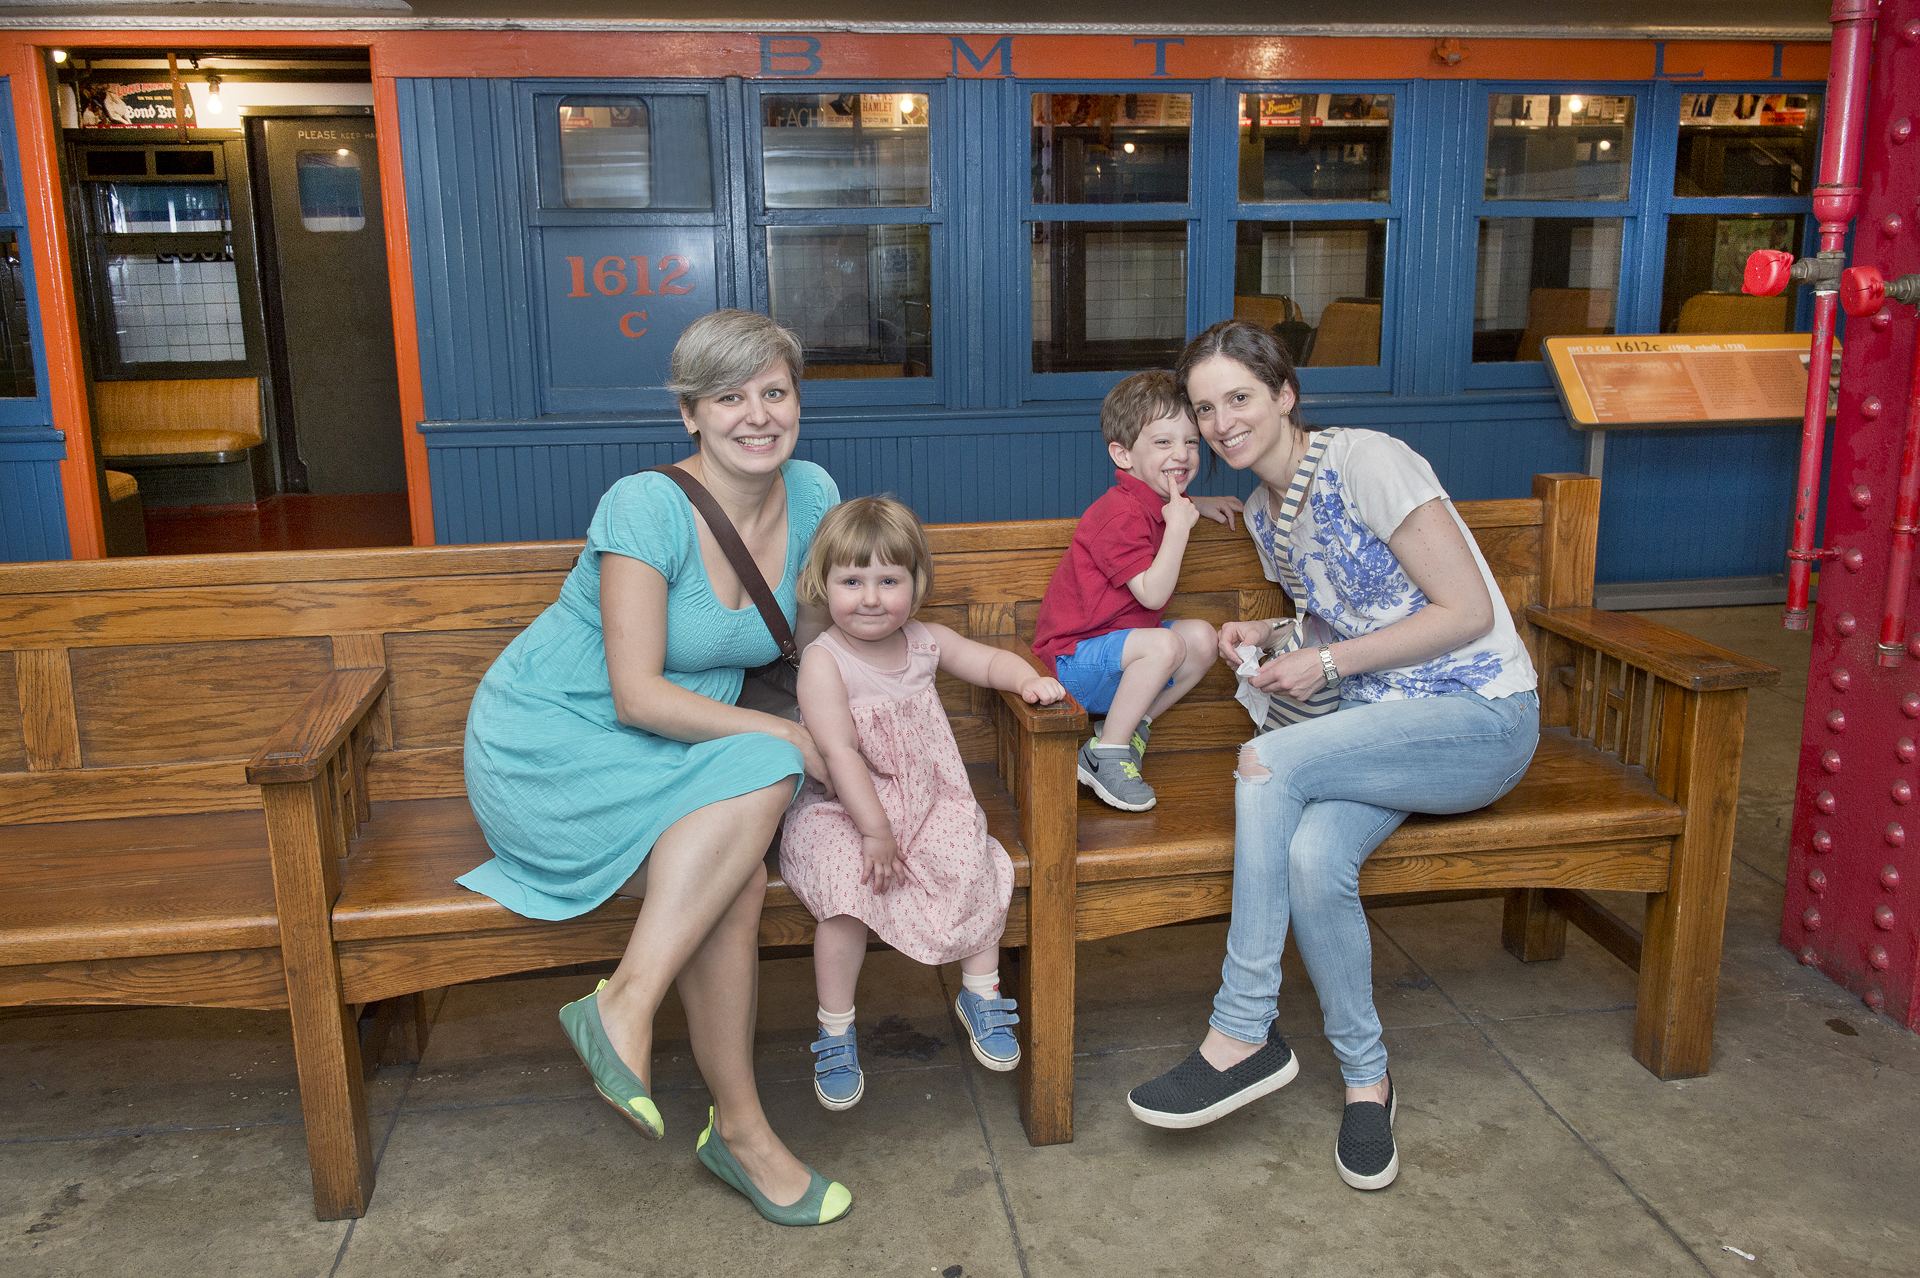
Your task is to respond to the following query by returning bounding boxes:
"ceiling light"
[50,49,67,64]
[205,75,223,114]
[1567,95,1584,113]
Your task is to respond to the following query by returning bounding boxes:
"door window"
[296,151,365,232]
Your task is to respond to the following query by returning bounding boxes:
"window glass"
[761,92,930,209]
[1032,94,1191,204]
[97,182,230,233]
[1238,94,1392,203]
[1485,94,1634,201]
[0,150,8,214]
[296,151,365,232]
[557,96,713,210]
[1660,212,1804,333]
[1473,217,1623,361]
[1233,220,1386,367]
[1032,220,1186,373]
[105,250,245,365]
[0,234,32,397]
[768,224,931,379]
[1675,93,1820,198]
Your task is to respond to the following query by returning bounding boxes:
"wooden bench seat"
[1,469,1777,1223]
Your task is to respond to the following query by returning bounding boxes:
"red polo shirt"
[1033,470,1168,674]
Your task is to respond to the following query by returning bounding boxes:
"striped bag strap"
[1258,430,1342,730]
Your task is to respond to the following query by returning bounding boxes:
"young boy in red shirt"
[1033,372,1240,811]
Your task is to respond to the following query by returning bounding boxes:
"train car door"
[249,114,403,494]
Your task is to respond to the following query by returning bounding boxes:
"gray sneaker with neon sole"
[1078,740,1156,811]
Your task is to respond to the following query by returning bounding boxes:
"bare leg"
[1099,627,1186,748]
[1142,619,1218,725]
[813,915,868,1013]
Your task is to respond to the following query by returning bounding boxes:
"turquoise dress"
[459,460,841,920]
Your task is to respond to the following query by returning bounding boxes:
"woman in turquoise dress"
[461,309,851,1226]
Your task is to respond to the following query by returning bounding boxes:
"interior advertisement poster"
[75,82,193,128]
[1543,332,1834,429]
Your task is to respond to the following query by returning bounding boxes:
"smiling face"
[825,560,917,645]
[1184,354,1302,481]
[681,360,801,480]
[1110,412,1203,500]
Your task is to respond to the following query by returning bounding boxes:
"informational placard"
[75,83,194,129]
[1544,332,1835,430]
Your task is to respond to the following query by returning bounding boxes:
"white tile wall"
[1475,220,1534,331]
[1082,230,1185,341]
[1257,226,1373,326]
[1567,223,1623,291]
[107,256,245,364]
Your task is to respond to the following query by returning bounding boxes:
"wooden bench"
[0,470,1777,1221]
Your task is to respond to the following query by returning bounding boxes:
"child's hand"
[860,831,901,894]
[1019,674,1067,704]
[1163,474,1202,536]
[1190,493,1244,530]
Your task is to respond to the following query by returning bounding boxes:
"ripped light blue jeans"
[1212,688,1540,1086]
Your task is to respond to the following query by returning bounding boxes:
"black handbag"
[645,465,803,722]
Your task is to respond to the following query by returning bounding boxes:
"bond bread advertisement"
[76,82,194,129]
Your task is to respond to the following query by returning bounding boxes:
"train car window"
[96,183,230,234]
[1238,94,1392,203]
[1485,94,1634,201]
[761,93,929,209]
[83,149,148,178]
[153,149,218,177]
[1233,220,1387,367]
[1659,212,1805,334]
[768,224,931,379]
[1472,217,1624,362]
[296,151,365,232]
[555,95,712,210]
[1031,221,1187,374]
[1032,93,1191,205]
[104,250,245,365]
[0,233,32,397]
[0,153,7,215]
[1675,93,1821,198]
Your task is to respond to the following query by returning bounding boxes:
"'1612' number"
[564,255,694,298]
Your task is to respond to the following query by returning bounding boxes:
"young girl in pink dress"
[781,497,1066,1111]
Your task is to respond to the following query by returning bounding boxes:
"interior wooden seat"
[93,376,265,463]
[1674,292,1789,334]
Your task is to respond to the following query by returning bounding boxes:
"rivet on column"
[1874,905,1896,930]
[1817,789,1839,813]
[1808,867,1828,893]
[1823,749,1844,773]
[1887,823,1907,846]
[1837,611,1859,635]
[1799,945,1819,965]
[1803,907,1823,931]
[1904,694,1920,719]
[1812,829,1834,853]
[1899,738,1917,763]
[1832,668,1854,690]
[1827,710,1847,732]
[1865,988,1886,1011]
[1883,865,1902,890]
[1868,945,1891,971]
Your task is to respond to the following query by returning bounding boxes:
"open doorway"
[57,47,411,554]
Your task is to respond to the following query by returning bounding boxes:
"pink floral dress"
[780,621,1014,965]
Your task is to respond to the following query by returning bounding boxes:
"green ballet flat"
[695,1108,852,1226]
[558,980,663,1140]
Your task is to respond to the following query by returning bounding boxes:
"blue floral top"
[1245,429,1537,703]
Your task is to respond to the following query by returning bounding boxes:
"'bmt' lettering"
[951,36,1013,76]
[760,36,822,75]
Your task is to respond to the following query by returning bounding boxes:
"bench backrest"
[93,377,264,456]
[0,473,1598,826]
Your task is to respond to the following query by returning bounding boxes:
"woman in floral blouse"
[1125,319,1541,1192]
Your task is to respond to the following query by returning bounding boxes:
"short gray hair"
[666,309,805,409]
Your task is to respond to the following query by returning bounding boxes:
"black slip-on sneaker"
[1335,1075,1398,1190]
[1127,1030,1298,1129]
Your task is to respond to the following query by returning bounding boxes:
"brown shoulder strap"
[646,464,798,665]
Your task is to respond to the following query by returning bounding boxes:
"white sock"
[817,1004,855,1036]
[961,969,1000,1000]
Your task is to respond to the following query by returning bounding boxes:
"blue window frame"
[522,79,736,415]
[1223,82,1408,395]
[0,79,50,427]
[744,81,947,408]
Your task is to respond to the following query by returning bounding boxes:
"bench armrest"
[1526,606,1780,692]
[247,668,390,784]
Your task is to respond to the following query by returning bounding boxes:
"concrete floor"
[6,606,1918,1278]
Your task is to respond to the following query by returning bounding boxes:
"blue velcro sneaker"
[811,1025,865,1111]
[558,979,663,1139]
[955,988,1021,1070]
[696,1108,852,1226]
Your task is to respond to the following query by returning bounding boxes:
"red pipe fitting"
[1853,269,1920,666]
[1842,265,1920,317]
[1775,0,1879,630]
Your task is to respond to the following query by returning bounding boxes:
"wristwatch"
[1317,645,1342,691]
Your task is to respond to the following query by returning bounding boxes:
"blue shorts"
[1053,621,1176,716]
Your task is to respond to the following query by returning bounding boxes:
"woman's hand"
[782,720,835,797]
[860,831,901,894]
[1217,618,1277,664]
[1019,674,1067,705]
[1250,645,1329,700]
[1190,493,1244,530]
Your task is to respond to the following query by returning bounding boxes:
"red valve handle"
[1841,264,1887,318]
[1744,249,1796,298]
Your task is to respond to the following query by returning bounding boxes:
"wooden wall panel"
[386,628,521,748]
[0,653,23,771]
[70,638,335,766]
